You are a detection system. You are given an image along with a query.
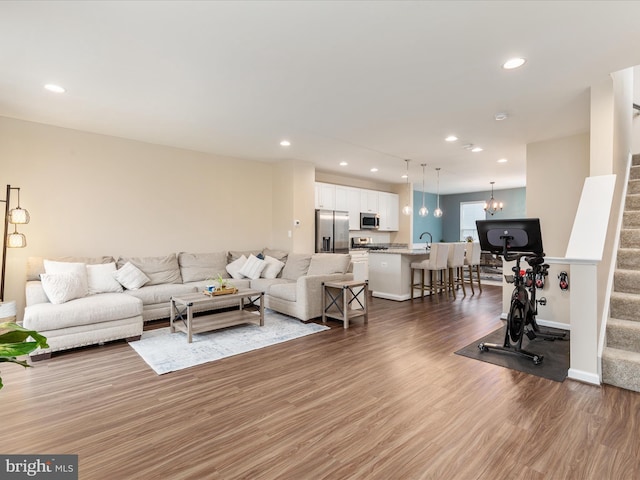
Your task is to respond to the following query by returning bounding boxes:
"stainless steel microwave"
[360,212,380,230]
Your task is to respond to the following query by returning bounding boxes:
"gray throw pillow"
[117,253,182,285]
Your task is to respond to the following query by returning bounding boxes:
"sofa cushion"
[226,255,247,279]
[28,256,115,281]
[40,272,88,304]
[261,255,285,279]
[86,262,123,294]
[43,260,89,298]
[262,248,288,263]
[307,253,351,275]
[281,253,312,280]
[117,254,182,285]
[114,262,150,290]
[268,282,297,302]
[228,250,262,263]
[123,283,197,305]
[178,251,230,282]
[249,278,292,294]
[23,293,143,331]
[239,254,266,280]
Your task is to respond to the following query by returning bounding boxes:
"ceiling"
[2,1,640,194]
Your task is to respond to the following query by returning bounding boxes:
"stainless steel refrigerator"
[315,209,349,253]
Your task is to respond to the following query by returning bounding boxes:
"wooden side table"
[322,280,369,329]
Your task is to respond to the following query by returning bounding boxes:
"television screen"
[476,218,544,255]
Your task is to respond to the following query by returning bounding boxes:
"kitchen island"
[368,248,430,301]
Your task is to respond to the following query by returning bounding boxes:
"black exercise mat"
[455,326,570,382]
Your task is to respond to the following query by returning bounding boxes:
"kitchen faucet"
[419,231,432,248]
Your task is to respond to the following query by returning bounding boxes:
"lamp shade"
[9,207,30,224]
[7,231,26,248]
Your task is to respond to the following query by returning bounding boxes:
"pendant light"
[419,163,428,217]
[484,181,503,215]
[433,168,443,218]
[401,159,412,216]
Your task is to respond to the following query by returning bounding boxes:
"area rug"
[129,311,329,375]
[455,326,570,382]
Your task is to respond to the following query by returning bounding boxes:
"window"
[460,201,485,241]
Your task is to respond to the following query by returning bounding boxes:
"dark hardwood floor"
[3,285,640,479]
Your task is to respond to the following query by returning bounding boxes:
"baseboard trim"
[536,318,571,331]
[568,368,600,385]
[372,292,410,301]
[498,314,570,331]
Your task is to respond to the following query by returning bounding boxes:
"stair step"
[610,292,640,322]
[634,154,640,167]
[607,318,640,352]
[602,347,640,392]
[626,194,640,211]
[631,166,640,180]
[623,211,640,227]
[619,229,640,248]
[614,269,640,294]
[617,248,640,270]
[628,180,640,195]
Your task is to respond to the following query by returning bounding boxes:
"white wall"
[502,132,590,325]
[0,116,282,316]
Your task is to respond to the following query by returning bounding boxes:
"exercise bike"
[475,218,566,365]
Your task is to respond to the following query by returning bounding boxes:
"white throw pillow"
[239,254,266,280]
[43,259,89,298]
[86,262,123,294]
[40,272,89,304]
[113,261,150,290]
[261,255,285,279]
[226,255,248,279]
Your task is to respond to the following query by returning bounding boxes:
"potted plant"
[0,322,48,390]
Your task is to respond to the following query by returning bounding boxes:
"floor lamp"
[1,184,30,308]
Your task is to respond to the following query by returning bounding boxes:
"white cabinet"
[378,192,399,231]
[315,183,335,210]
[334,185,349,211]
[349,250,369,281]
[315,183,397,231]
[336,185,361,230]
[360,190,379,213]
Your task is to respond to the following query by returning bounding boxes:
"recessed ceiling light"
[339,161,348,166]
[44,84,65,93]
[502,57,526,70]
[445,135,458,142]
[494,112,508,121]
[497,158,508,163]
[279,140,291,147]
[401,174,408,179]
[471,147,483,153]
[370,167,378,173]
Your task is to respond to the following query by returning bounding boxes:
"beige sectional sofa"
[23,250,353,360]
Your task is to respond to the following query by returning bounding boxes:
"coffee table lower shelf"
[170,290,264,343]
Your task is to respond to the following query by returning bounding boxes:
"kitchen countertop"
[368,248,430,255]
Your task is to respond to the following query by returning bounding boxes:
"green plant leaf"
[0,356,30,367]
[0,341,42,357]
[0,322,49,349]
[0,322,48,391]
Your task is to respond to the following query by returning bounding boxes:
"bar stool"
[410,243,449,302]
[464,241,482,294]
[446,242,467,297]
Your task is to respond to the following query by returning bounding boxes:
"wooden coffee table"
[170,289,264,343]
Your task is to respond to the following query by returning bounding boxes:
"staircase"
[602,154,640,392]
